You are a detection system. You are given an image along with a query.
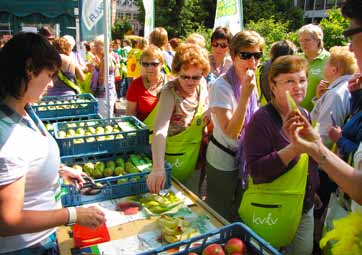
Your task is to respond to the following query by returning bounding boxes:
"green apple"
[106,160,116,170]
[76,128,85,136]
[58,130,66,138]
[103,167,113,177]
[95,126,104,134]
[66,129,76,137]
[86,126,96,134]
[72,164,83,172]
[104,125,113,133]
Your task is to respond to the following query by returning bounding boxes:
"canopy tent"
[0,0,78,37]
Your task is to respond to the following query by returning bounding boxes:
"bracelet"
[67,207,77,225]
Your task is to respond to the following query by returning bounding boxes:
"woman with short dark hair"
[0,33,105,254]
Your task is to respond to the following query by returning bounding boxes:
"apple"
[202,244,225,255]
[224,238,246,255]
[188,253,198,255]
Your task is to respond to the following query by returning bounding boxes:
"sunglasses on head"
[239,52,263,60]
[141,62,160,67]
[212,42,228,49]
[343,27,362,39]
[179,75,202,81]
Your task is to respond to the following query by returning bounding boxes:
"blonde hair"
[140,45,164,64]
[328,46,358,75]
[298,24,324,49]
[172,43,210,76]
[149,27,168,48]
[185,33,206,48]
[52,37,72,55]
[229,30,265,58]
[94,35,104,46]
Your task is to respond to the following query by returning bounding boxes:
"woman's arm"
[213,70,256,139]
[147,88,175,193]
[126,101,137,116]
[0,177,105,236]
[285,112,362,204]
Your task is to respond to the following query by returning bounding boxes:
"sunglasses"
[212,42,228,49]
[179,75,202,81]
[141,62,160,67]
[239,52,263,60]
[343,27,362,39]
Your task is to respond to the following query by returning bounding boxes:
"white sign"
[214,0,243,35]
[22,27,38,33]
[142,0,154,38]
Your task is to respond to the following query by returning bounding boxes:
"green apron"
[239,153,309,248]
[143,103,159,143]
[146,83,206,181]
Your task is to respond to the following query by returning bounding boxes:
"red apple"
[188,253,198,255]
[202,244,225,255]
[224,238,246,255]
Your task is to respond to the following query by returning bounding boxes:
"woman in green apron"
[146,43,210,194]
[240,56,319,254]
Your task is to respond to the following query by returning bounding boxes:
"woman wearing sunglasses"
[147,43,210,194]
[206,27,233,85]
[205,30,264,221]
[126,45,168,130]
[240,55,318,254]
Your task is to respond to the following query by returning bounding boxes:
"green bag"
[239,153,309,248]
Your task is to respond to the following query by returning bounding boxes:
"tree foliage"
[135,0,216,38]
[112,18,133,40]
[246,17,298,60]
[319,8,349,50]
[243,0,304,31]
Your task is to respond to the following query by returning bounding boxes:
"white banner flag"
[142,0,154,38]
[214,0,243,35]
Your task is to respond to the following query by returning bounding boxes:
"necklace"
[211,55,225,77]
[143,74,165,94]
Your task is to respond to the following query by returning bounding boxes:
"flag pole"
[103,0,110,119]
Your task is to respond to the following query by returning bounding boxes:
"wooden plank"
[57,179,228,255]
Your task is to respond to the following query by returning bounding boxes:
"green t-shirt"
[300,49,330,111]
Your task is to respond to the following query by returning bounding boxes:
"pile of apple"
[188,238,246,255]
[56,120,138,143]
[33,98,93,111]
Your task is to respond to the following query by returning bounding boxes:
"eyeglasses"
[273,79,307,87]
[343,27,362,39]
[179,75,202,81]
[239,52,263,60]
[141,62,160,67]
[212,42,228,49]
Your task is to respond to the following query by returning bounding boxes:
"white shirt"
[206,76,239,171]
[0,121,61,253]
[311,75,352,148]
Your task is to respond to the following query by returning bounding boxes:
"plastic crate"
[139,222,281,255]
[53,116,149,156]
[32,93,98,119]
[61,163,171,208]
[41,113,102,135]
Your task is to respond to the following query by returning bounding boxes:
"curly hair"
[172,43,210,76]
[328,46,358,75]
[140,45,165,65]
[52,37,72,55]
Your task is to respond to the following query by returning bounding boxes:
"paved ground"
[114,97,127,116]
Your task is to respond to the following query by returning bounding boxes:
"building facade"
[294,0,343,23]
[115,0,141,35]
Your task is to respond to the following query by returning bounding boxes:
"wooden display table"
[57,178,229,255]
